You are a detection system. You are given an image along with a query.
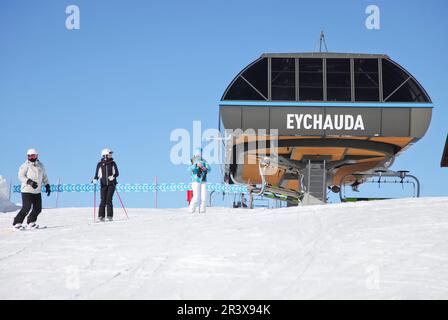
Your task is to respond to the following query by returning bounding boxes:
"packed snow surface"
[1,197,447,299]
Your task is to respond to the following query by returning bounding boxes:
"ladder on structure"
[303,159,328,205]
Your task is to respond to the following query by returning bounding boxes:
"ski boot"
[97,217,105,222]
[27,222,39,230]
[13,223,24,231]
[107,217,113,222]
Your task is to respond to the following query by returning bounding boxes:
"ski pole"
[8,179,12,201]
[115,189,129,219]
[154,176,158,208]
[55,177,61,208]
[93,183,97,223]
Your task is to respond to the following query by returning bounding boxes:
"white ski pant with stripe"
[189,182,207,212]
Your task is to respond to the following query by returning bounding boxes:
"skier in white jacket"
[13,149,51,229]
[188,148,211,213]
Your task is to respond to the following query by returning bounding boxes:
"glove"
[108,176,115,181]
[45,184,51,197]
[91,179,98,184]
[26,179,38,189]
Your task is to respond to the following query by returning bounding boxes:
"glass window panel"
[223,76,265,100]
[299,58,323,101]
[382,59,429,102]
[241,58,268,99]
[271,58,295,101]
[326,58,351,101]
[386,79,428,102]
[354,59,379,101]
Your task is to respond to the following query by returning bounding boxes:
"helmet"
[192,147,202,158]
[27,148,38,156]
[101,148,113,157]
[27,148,38,162]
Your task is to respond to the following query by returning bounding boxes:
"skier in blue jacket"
[188,148,211,213]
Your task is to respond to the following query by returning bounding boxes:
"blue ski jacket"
[188,157,211,183]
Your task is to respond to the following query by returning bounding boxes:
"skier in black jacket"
[92,148,119,222]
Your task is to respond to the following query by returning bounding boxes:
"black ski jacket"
[94,158,119,186]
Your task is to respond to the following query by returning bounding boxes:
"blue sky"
[0,0,447,208]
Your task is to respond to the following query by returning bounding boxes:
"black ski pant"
[13,193,42,225]
[99,184,115,218]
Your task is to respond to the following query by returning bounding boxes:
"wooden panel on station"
[290,147,345,161]
[345,148,384,157]
[369,137,414,148]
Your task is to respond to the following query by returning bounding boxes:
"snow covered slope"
[1,197,447,299]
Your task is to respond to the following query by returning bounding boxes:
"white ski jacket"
[18,160,49,194]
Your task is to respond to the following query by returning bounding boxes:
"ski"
[18,225,48,231]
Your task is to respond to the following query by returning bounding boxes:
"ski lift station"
[219,52,433,205]
[442,135,448,168]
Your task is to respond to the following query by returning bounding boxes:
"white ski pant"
[189,182,207,212]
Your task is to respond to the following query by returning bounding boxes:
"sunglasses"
[27,154,38,160]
